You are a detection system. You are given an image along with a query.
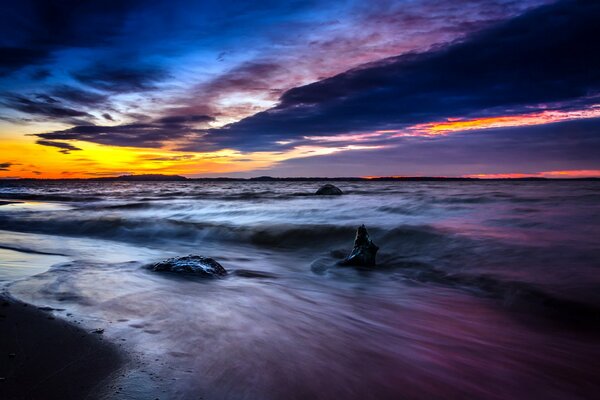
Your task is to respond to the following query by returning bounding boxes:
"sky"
[0,0,599,178]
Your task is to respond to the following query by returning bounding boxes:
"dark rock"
[315,184,343,195]
[93,328,104,334]
[341,225,379,267]
[151,255,227,277]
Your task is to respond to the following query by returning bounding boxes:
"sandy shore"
[0,294,124,400]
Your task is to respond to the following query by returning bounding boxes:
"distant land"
[0,174,599,182]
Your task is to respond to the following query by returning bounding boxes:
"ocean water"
[0,180,599,399]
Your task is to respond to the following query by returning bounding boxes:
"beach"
[0,293,122,400]
[0,180,599,399]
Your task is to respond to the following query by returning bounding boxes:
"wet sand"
[0,294,124,400]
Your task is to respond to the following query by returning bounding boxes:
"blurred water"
[0,180,599,399]
[0,248,68,281]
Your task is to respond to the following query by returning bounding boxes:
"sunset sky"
[1,0,599,178]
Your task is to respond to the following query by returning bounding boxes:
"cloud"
[36,139,82,154]
[1,0,552,133]
[2,94,92,121]
[50,86,108,106]
[0,162,14,171]
[200,61,285,98]
[142,154,196,162]
[190,0,600,151]
[30,68,52,80]
[33,114,213,148]
[0,47,48,76]
[256,117,600,177]
[156,115,214,124]
[0,0,143,76]
[169,1,548,128]
[0,85,111,125]
[170,61,288,124]
[73,64,169,93]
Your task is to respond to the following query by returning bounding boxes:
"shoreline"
[0,293,124,400]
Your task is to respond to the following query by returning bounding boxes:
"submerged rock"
[151,255,227,277]
[341,225,379,267]
[315,184,343,196]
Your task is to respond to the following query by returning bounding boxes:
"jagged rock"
[151,255,227,277]
[315,184,343,195]
[341,225,379,267]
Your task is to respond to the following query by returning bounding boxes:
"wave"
[0,193,102,202]
[0,210,459,253]
[0,214,354,247]
[0,244,67,256]
[311,254,600,327]
[3,186,599,206]
[0,200,22,206]
[400,265,600,326]
[93,202,154,210]
[3,214,598,326]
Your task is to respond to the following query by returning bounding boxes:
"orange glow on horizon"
[465,170,600,179]
[362,170,600,179]
[362,175,408,179]
[0,131,384,179]
[1,105,599,179]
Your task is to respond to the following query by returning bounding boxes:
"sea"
[0,180,599,399]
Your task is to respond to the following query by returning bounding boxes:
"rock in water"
[342,225,379,267]
[315,184,343,195]
[152,255,227,277]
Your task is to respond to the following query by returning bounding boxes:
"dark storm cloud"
[36,139,83,154]
[0,0,141,75]
[30,68,52,80]
[0,86,111,124]
[2,94,92,120]
[156,115,214,124]
[33,114,214,148]
[73,65,169,93]
[50,86,108,106]
[35,124,172,148]
[262,118,600,177]
[194,0,600,151]
[0,48,49,77]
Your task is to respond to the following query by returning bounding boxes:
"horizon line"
[1,174,599,182]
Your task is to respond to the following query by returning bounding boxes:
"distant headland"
[0,174,598,182]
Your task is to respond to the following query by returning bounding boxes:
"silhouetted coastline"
[1,174,598,182]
